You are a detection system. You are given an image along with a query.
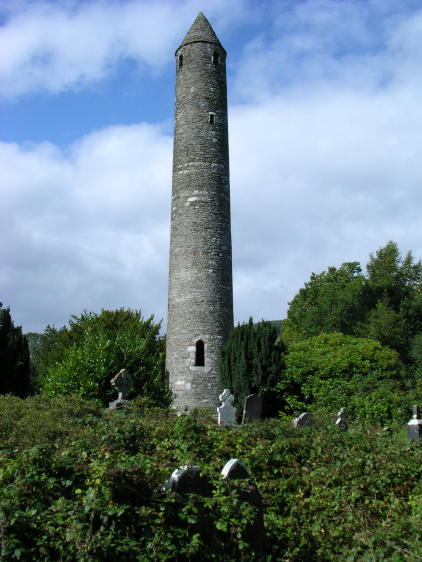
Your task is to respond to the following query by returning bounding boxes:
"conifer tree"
[219,319,284,417]
[0,303,30,397]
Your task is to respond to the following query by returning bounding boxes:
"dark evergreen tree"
[0,303,30,397]
[219,318,285,417]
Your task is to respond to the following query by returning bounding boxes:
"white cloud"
[1,123,172,331]
[0,0,251,98]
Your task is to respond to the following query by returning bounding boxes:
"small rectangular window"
[212,52,220,65]
[195,340,205,366]
[178,54,183,68]
[208,112,216,124]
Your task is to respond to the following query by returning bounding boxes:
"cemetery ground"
[1,396,422,560]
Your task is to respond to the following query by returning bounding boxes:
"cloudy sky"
[1,0,422,334]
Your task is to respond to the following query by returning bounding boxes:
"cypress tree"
[0,304,30,397]
[219,318,285,417]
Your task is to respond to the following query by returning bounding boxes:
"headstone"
[221,459,264,553]
[335,407,349,431]
[162,465,212,496]
[242,394,262,424]
[407,405,422,441]
[108,368,133,410]
[217,388,236,427]
[293,412,313,428]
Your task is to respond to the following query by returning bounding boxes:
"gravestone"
[293,412,313,428]
[336,407,349,431]
[108,368,133,410]
[221,459,264,553]
[407,405,422,441]
[162,465,212,496]
[242,394,262,424]
[217,388,236,427]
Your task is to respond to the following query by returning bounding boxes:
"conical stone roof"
[178,12,225,52]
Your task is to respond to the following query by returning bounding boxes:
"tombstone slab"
[242,394,262,424]
[221,459,264,554]
[407,405,422,441]
[163,465,212,496]
[293,412,313,428]
[336,407,349,431]
[217,388,236,427]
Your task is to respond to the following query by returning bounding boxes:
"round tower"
[166,12,233,412]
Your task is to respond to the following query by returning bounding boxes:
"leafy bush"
[276,332,406,425]
[39,309,170,407]
[1,395,422,560]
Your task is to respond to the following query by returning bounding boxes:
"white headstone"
[217,388,236,427]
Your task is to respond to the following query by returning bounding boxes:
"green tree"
[40,309,170,406]
[219,318,285,417]
[283,262,367,343]
[0,303,30,397]
[283,242,422,366]
[276,332,404,424]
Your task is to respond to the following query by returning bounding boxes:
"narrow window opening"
[195,340,205,366]
[208,112,216,124]
[212,51,220,65]
[178,54,183,68]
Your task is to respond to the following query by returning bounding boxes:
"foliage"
[219,318,285,417]
[283,242,422,367]
[0,303,30,397]
[0,395,421,560]
[39,309,170,407]
[276,332,405,425]
[283,262,367,343]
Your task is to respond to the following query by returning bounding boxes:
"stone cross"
[293,411,313,428]
[242,394,262,424]
[108,368,133,410]
[407,404,422,441]
[221,459,264,553]
[335,407,349,431]
[217,388,236,427]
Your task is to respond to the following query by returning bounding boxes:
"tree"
[219,318,285,417]
[283,242,422,366]
[283,262,367,343]
[276,332,404,424]
[0,304,30,397]
[39,309,170,406]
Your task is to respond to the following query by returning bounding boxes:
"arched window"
[212,51,220,65]
[195,340,205,366]
[178,54,183,68]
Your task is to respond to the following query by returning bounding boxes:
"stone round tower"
[166,12,233,412]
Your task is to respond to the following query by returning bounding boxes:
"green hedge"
[0,396,422,560]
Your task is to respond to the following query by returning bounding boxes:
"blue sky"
[1,0,422,333]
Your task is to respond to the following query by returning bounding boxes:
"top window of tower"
[212,52,220,65]
[178,54,183,68]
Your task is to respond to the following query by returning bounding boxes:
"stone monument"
[217,388,236,427]
[242,394,262,424]
[407,404,422,440]
[293,412,313,428]
[335,407,349,431]
[166,12,233,413]
[108,368,133,410]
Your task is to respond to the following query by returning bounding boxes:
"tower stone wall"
[166,13,233,412]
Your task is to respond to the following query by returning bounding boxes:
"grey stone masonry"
[166,13,233,412]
